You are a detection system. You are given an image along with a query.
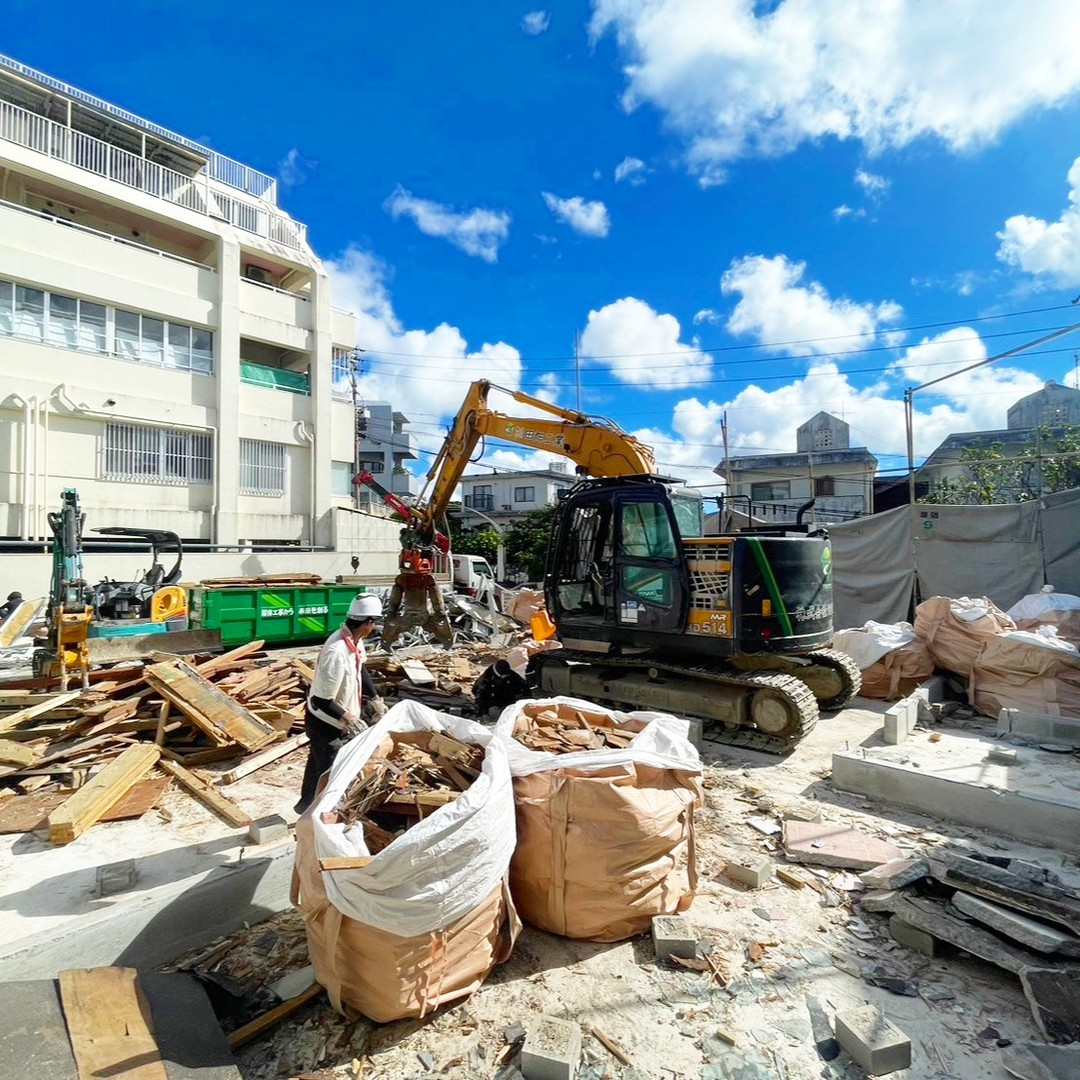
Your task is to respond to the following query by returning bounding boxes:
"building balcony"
[240,361,309,395]
[239,279,313,351]
[0,95,307,251]
[464,494,495,511]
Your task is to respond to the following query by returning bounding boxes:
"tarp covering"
[830,488,1080,630]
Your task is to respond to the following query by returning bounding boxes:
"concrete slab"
[952,891,1077,955]
[997,709,1080,748]
[831,729,1080,855]
[782,819,903,870]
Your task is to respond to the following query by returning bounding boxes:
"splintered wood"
[0,639,317,842]
[513,701,644,753]
[323,731,484,855]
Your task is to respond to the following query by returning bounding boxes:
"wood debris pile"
[366,645,497,713]
[512,701,645,753]
[0,639,314,843]
[321,731,483,853]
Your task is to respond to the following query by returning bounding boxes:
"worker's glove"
[368,696,389,719]
[344,715,367,739]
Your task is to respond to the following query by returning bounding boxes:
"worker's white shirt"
[307,627,365,729]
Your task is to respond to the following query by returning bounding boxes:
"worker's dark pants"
[298,709,344,811]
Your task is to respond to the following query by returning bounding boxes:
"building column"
[214,236,242,546]
[308,269,334,548]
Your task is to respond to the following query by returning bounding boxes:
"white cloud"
[590,0,1080,184]
[278,148,315,189]
[521,10,551,35]
[384,186,511,262]
[832,204,862,221]
[326,247,523,463]
[542,192,612,237]
[693,308,720,325]
[854,168,889,197]
[614,156,648,184]
[997,156,1080,285]
[721,254,902,356]
[581,297,712,389]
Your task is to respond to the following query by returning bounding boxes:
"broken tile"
[859,857,929,890]
[783,819,903,870]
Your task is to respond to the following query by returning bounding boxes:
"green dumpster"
[188,584,366,648]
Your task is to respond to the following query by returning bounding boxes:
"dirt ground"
[155,692,1079,1080]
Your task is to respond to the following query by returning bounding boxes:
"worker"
[295,594,388,814]
[0,591,23,622]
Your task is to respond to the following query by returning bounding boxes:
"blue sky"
[9,1,1080,494]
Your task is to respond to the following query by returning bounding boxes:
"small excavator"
[357,380,860,753]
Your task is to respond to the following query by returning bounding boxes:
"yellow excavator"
[357,380,860,753]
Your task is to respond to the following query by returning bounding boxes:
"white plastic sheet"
[1007,585,1080,622]
[832,621,917,670]
[308,700,516,937]
[494,695,702,776]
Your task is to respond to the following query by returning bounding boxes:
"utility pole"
[349,349,366,510]
[720,410,734,529]
[574,330,581,412]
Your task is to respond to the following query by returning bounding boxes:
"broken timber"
[157,758,252,828]
[48,743,161,844]
[0,690,82,736]
[217,733,309,785]
[145,659,278,752]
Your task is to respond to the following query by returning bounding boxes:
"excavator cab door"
[546,481,688,647]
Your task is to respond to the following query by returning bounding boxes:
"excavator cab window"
[614,497,685,630]
[548,498,614,620]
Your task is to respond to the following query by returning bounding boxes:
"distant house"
[918,380,1080,499]
[715,412,878,524]
[350,402,421,505]
[457,462,577,529]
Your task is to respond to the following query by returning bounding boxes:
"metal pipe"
[19,396,30,540]
[38,396,49,541]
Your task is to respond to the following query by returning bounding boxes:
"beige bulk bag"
[914,596,1016,676]
[860,640,935,700]
[969,635,1080,719]
[292,702,520,1022]
[496,698,702,942]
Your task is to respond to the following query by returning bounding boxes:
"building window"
[103,423,212,484]
[14,285,45,341]
[239,440,286,496]
[331,461,354,496]
[813,476,836,496]
[751,481,791,502]
[514,486,536,502]
[358,456,384,474]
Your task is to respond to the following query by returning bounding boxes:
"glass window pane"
[191,328,213,373]
[115,310,141,360]
[619,502,677,559]
[166,323,190,369]
[0,280,15,335]
[48,293,78,348]
[79,302,107,353]
[332,461,353,496]
[141,317,164,365]
[14,286,45,341]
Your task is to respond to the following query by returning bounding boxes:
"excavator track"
[729,646,862,711]
[531,650,820,755]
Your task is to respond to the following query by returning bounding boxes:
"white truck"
[450,553,495,598]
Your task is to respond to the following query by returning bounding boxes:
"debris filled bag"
[292,701,520,1022]
[496,697,702,942]
[969,635,1080,719]
[1007,586,1080,647]
[914,596,1016,676]
[833,622,933,701]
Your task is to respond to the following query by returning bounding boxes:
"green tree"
[504,504,558,581]
[450,526,501,567]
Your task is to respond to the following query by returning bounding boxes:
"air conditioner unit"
[244,265,273,285]
[501,504,512,511]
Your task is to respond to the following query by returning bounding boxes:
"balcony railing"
[0,98,307,251]
[465,494,495,511]
[240,362,309,395]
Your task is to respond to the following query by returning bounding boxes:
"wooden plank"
[319,856,375,872]
[48,744,161,844]
[0,596,45,648]
[144,659,277,752]
[194,639,266,679]
[0,739,38,766]
[217,733,307,785]
[384,789,460,808]
[225,983,323,1050]
[0,777,171,834]
[0,690,81,735]
[58,967,169,1080]
[157,758,252,828]
[399,659,437,686]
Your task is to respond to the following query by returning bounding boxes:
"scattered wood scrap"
[513,700,644,752]
[158,758,252,829]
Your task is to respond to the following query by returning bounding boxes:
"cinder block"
[883,702,909,745]
[652,914,697,963]
[248,814,289,845]
[889,915,939,957]
[997,709,1080,747]
[835,1004,911,1075]
[95,858,138,897]
[521,1015,581,1080]
[859,857,928,890]
[987,747,1018,766]
[725,854,774,889]
[684,716,704,752]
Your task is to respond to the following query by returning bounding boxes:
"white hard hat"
[347,594,381,620]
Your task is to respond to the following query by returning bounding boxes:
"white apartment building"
[459,463,576,528]
[352,402,421,506]
[0,52,363,559]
